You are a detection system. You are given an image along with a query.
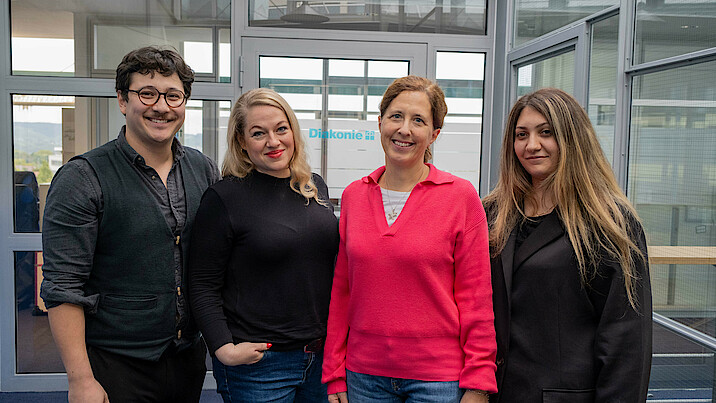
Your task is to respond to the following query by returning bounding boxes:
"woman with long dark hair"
[484,88,652,402]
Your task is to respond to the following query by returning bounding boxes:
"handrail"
[653,312,716,352]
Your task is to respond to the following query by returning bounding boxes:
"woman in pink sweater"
[322,75,497,403]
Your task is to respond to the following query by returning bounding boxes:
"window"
[634,0,716,65]
[514,0,617,47]
[587,15,619,164]
[629,59,716,323]
[10,0,231,81]
[434,52,487,188]
[249,0,487,35]
[516,51,575,96]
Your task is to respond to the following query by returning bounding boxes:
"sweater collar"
[362,163,453,186]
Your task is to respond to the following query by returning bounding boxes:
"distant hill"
[13,122,62,154]
[13,122,205,154]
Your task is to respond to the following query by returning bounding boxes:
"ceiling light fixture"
[280,2,329,23]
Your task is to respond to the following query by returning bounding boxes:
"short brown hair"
[115,46,195,101]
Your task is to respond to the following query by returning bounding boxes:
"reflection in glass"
[434,52,486,189]
[513,0,617,47]
[12,95,118,233]
[634,0,716,65]
[628,61,716,336]
[12,95,223,233]
[588,15,619,165]
[10,0,230,80]
[259,56,408,201]
[516,51,575,97]
[15,251,63,373]
[249,0,487,35]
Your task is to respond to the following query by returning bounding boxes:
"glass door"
[241,38,427,206]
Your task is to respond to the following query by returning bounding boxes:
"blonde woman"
[322,76,496,403]
[188,88,339,402]
[483,88,652,402]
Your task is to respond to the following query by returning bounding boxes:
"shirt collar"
[362,163,453,186]
[116,125,185,167]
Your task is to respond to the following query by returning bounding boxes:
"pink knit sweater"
[322,164,497,395]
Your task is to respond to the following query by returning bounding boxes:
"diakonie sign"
[309,128,377,141]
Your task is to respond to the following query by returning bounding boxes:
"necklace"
[384,189,410,221]
[381,165,427,221]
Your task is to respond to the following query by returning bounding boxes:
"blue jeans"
[212,350,327,402]
[346,370,464,403]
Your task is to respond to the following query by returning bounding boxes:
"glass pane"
[219,28,231,83]
[434,52,486,189]
[259,56,409,205]
[10,0,230,81]
[12,95,224,233]
[249,0,487,35]
[514,0,617,47]
[516,51,575,97]
[15,251,63,373]
[183,99,230,155]
[628,60,716,332]
[634,0,716,65]
[588,15,619,165]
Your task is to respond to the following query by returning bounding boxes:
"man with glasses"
[41,46,220,403]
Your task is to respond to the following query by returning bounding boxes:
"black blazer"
[489,209,652,403]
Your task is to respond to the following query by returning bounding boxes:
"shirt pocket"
[102,294,158,310]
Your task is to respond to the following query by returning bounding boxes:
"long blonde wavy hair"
[222,88,323,205]
[483,88,646,309]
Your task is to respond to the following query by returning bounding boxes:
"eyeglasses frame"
[126,86,187,108]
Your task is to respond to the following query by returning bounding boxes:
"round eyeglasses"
[127,86,186,108]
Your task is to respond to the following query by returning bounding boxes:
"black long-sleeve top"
[187,171,339,354]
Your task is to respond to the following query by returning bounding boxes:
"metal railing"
[652,312,716,401]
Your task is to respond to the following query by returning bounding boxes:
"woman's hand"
[328,392,348,403]
[68,376,109,403]
[214,342,271,366]
[461,390,489,403]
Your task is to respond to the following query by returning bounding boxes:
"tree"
[37,160,53,184]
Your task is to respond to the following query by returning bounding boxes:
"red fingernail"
[267,343,272,349]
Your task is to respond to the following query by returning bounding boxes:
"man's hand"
[48,304,108,403]
[68,376,109,403]
[328,392,348,403]
[214,342,271,366]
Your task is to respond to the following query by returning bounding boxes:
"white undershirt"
[381,188,411,226]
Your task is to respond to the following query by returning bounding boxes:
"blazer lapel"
[513,211,564,272]
[501,228,517,306]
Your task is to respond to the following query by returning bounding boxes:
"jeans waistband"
[269,338,324,353]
